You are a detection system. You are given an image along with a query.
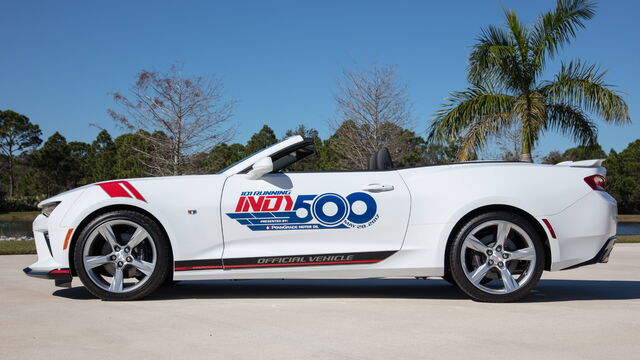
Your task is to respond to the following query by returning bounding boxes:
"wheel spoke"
[130,259,154,276]
[85,255,112,270]
[499,267,520,292]
[495,222,511,248]
[126,226,149,249]
[464,235,489,254]
[98,224,119,249]
[469,263,491,285]
[109,267,124,292]
[509,247,535,261]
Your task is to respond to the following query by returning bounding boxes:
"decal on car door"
[226,190,379,231]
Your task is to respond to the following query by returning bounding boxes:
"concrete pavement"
[1,245,639,359]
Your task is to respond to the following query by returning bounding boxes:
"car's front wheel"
[74,210,171,301]
[449,211,544,302]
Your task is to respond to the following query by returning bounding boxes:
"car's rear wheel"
[441,272,456,285]
[449,211,544,302]
[74,210,171,301]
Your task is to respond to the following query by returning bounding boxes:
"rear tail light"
[584,175,606,191]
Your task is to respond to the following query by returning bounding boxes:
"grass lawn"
[0,211,40,222]
[618,235,640,243]
[0,240,36,255]
[618,214,640,223]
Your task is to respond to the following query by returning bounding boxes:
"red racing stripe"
[99,181,130,198]
[120,181,147,202]
[98,181,147,202]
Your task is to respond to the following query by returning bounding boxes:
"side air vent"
[43,232,53,257]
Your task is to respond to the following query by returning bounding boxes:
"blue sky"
[1,0,637,157]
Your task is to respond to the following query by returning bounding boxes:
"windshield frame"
[216,135,305,175]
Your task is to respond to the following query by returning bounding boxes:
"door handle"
[362,183,394,192]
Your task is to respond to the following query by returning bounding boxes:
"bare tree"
[331,65,412,169]
[492,121,522,161]
[482,121,544,161]
[108,64,235,176]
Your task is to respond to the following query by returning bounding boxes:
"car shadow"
[52,278,640,302]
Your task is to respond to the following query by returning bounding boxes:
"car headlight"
[40,202,61,217]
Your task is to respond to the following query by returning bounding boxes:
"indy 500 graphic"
[226,190,379,231]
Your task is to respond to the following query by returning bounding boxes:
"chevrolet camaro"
[23,135,617,302]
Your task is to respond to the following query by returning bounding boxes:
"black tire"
[441,272,457,286]
[162,280,181,286]
[74,210,171,301]
[448,211,544,303]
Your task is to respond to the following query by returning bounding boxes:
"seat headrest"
[376,147,394,170]
[368,154,377,170]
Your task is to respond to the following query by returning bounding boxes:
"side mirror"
[246,157,273,180]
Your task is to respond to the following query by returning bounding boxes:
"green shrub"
[0,195,45,212]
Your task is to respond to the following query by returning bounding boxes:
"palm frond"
[545,103,598,145]
[468,25,518,89]
[530,0,596,73]
[539,60,630,124]
[457,112,514,161]
[428,86,517,152]
[504,9,530,66]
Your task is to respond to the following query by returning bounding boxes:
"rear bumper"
[23,267,72,287]
[546,190,617,271]
[562,236,616,270]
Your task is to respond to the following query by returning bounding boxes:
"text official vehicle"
[23,136,617,302]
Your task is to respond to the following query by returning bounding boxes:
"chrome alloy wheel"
[460,220,536,295]
[82,219,156,293]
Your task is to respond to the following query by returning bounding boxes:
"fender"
[59,185,181,268]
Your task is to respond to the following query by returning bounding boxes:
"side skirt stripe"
[174,251,396,271]
[174,265,224,271]
[224,259,380,269]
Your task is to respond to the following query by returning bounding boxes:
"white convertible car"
[24,135,617,302]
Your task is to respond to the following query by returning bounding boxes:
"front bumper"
[26,213,74,288]
[23,267,72,287]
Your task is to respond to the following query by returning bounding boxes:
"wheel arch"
[67,204,174,277]
[443,204,552,275]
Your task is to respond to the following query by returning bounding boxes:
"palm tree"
[428,0,629,162]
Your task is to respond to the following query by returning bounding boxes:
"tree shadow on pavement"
[53,278,640,302]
